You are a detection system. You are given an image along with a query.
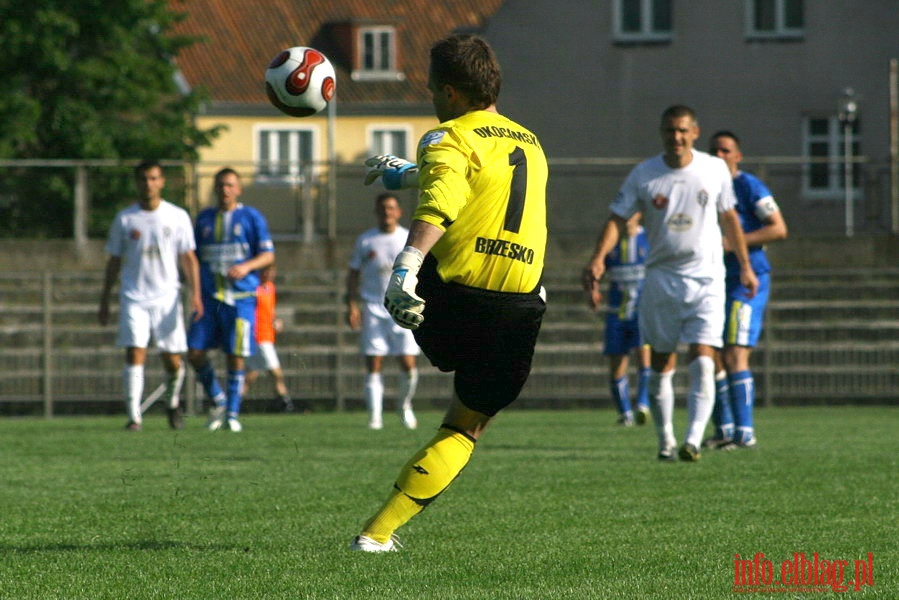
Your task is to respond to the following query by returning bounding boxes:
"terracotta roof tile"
[170,0,504,111]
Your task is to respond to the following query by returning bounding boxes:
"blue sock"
[196,361,224,404]
[729,370,754,444]
[636,367,651,410]
[714,371,735,440]
[226,370,245,419]
[610,376,632,416]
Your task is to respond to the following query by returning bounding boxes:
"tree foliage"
[0,0,221,237]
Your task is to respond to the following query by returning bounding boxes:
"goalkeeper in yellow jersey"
[350,34,548,552]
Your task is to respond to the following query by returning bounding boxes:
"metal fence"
[0,266,896,418]
[1,156,897,246]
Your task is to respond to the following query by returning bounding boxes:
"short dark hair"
[430,34,501,109]
[660,105,698,126]
[214,167,240,183]
[134,159,163,177]
[710,130,741,147]
[376,192,399,205]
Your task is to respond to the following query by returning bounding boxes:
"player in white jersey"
[99,160,202,431]
[346,193,420,430]
[584,105,758,461]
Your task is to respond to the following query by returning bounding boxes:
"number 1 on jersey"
[504,147,527,234]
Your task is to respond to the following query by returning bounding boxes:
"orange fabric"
[255,282,277,343]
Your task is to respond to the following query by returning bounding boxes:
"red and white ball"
[265,46,336,117]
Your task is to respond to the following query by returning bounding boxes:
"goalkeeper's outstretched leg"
[348,33,547,553]
[351,396,488,552]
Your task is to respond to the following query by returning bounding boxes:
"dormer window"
[352,25,405,81]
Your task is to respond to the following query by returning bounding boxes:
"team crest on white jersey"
[697,190,709,207]
[419,130,445,148]
[667,213,693,231]
[652,194,668,209]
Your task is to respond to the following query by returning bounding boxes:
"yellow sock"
[360,489,423,544]
[361,427,476,543]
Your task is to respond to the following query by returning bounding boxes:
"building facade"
[173,0,899,238]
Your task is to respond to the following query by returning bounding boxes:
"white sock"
[685,356,716,448]
[166,364,186,409]
[124,365,144,424]
[365,373,383,425]
[398,368,419,412]
[649,370,676,449]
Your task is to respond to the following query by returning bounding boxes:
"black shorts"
[413,255,546,417]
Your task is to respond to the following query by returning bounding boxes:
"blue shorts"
[724,271,770,347]
[187,296,257,357]
[603,312,642,356]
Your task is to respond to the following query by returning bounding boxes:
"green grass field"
[1,406,895,599]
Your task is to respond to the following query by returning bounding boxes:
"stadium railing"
[0,267,896,417]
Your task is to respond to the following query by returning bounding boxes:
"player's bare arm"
[582,214,627,304]
[743,210,789,247]
[721,209,759,298]
[405,219,444,255]
[98,255,121,326]
[345,269,362,330]
[179,251,204,321]
[227,251,275,281]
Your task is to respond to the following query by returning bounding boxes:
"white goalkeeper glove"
[363,154,419,190]
[384,246,425,330]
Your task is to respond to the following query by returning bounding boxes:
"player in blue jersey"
[706,132,788,448]
[588,213,651,426]
[187,167,275,432]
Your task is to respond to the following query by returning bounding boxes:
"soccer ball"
[265,46,336,117]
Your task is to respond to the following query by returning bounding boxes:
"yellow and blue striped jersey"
[605,226,649,320]
[413,110,548,293]
[194,203,274,305]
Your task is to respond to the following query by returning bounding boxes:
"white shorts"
[360,302,420,357]
[638,268,725,353]
[117,294,187,353]
[246,341,281,372]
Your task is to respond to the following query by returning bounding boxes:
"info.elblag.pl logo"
[733,552,874,593]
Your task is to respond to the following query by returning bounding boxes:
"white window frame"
[745,0,804,40]
[366,124,412,159]
[253,123,319,184]
[352,25,405,81]
[612,0,673,43]
[801,115,861,201]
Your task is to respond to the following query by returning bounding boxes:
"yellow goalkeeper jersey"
[413,110,548,293]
